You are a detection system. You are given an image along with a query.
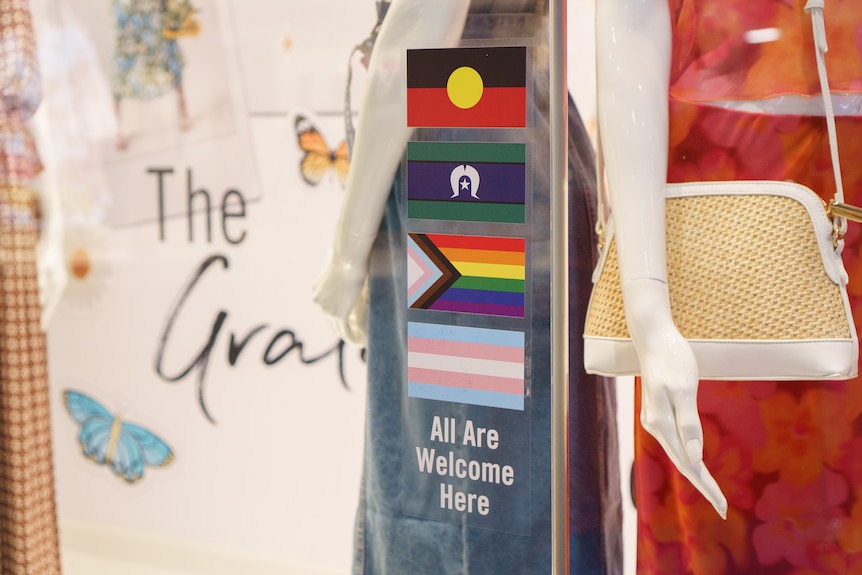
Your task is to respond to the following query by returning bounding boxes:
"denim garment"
[357,2,622,573]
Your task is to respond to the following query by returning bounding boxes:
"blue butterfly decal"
[63,390,174,483]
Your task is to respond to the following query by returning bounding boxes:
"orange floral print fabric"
[635,1,862,574]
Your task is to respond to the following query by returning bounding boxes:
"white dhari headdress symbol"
[449,164,480,199]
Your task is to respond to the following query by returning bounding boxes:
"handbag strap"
[595,0,853,246]
[804,0,852,238]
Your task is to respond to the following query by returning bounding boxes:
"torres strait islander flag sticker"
[407,321,526,410]
[407,232,525,318]
[407,141,526,223]
[406,46,527,128]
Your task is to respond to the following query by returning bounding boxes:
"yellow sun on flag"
[446,66,484,109]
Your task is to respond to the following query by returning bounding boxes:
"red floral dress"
[635,1,862,574]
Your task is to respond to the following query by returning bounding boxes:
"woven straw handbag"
[583,0,859,380]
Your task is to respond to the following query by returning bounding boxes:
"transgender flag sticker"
[406,321,525,411]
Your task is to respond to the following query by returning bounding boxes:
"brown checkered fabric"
[0,187,61,575]
[0,0,63,572]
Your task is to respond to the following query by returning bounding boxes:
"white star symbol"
[461,178,470,190]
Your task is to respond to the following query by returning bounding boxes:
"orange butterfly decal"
[295,115,350,187]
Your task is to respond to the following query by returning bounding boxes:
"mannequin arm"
[313,0,470,344]
[597,0,727,517]
[36,181,67,330]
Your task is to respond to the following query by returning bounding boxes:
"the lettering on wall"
[146,167,357,424]
[148,168,249,244]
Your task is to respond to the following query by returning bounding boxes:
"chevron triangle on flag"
[407,233,461,308]
[406,232,526,317]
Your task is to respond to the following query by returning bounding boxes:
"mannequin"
[596,0,726,517]
[316,1,622,573]
[600,1,862,574]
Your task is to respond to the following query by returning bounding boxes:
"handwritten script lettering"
[154,254,355,424]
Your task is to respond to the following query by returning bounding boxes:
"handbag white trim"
[584,338,858,380]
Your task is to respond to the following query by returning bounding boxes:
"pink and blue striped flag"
[407,322,525,410]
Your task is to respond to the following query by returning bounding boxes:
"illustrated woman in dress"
[315,0,622,573]
[600,0,862,573]
[112,0,191,149]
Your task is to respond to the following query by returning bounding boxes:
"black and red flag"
[406,46,527,128]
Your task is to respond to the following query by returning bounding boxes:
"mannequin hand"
[37,223,67,331]
[312,254,369,346]
[638,327,727,518]
[36,185,67,331]
[624,279,728,518]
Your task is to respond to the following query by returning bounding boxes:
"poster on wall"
[34,0,375,573]
[36,0,260,227]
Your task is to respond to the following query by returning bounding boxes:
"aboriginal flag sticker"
[406,46,527,128]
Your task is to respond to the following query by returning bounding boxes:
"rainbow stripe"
[407,322,525,410]
[407,233,525,318]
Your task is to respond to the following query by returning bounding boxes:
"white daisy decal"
[62,226,112,311]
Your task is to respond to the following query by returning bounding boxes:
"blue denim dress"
[358,2,622,573]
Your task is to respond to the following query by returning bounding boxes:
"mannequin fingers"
[343,322,368,347]
[344,308,369,347]
[640,385,689,472]
[312,273,358,319]
[690,463,728,519]
[641,387,728,519]
[671,454,727,519]
[329,315,357,346]
[313,290,352,320]
[348,286,370,346]
[672,389,704,465]
[639,381,678,451]
[40,291,61,331]
[646,421,728,518]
